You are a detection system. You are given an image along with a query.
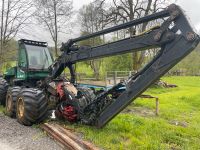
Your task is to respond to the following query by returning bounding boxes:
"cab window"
[18,48,27,68]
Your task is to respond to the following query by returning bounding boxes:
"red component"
[62,105,78,122]
[56,82,77,122]
[56,82,65,101]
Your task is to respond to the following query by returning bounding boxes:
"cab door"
[17,48,27,80]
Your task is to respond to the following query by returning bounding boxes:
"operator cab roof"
[19,39,48,47]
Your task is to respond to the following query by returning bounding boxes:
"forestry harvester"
[0,4,199,128]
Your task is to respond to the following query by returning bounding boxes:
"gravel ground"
[0,113,63,150]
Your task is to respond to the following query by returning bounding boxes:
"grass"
[64,76,200,150]
[0,105,5,113]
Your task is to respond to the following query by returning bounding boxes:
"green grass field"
[65,76,200,150]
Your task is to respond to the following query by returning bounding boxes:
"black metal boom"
[48,4,199,127]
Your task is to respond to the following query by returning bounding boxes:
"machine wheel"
[16,88,48,126]
[0,78,9,106]
[6,87,21,118]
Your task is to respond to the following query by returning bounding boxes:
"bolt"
[186,32,196,41]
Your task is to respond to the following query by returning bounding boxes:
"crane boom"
[47,4,199,128]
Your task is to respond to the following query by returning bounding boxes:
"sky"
[17,0,93,45]
[73,0,92,9]
[177,0,200,30]
[72,0,200,30]
[17,0,200,46]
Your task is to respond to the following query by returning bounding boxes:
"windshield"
[25,45,53,70]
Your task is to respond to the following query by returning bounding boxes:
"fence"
[105,71,136,86]
[64,69,200,87]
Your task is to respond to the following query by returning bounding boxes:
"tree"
[104,54,133,71]
[34,0,73,57]
[0,0,34,66]
[79,3,106,80]
[78,31,103,80]
[96,0,174,71]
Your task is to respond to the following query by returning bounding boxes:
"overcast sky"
[17,0,200,46]
[177,0,200,30]
[72,0,200,29]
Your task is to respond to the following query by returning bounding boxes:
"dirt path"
[0,113,63,150]
[0,141,16,150]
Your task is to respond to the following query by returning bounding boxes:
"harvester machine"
[0,4,199,128]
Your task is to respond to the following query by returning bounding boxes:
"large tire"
[0,78,9,106]
[16,88,48,126]
[6,87,21,118]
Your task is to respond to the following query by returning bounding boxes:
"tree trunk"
[131,0,153,71]
[54,0,58,57]
[90,60,101,80]
[0,0,5,59]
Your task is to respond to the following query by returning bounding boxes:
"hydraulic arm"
[48,4,199,128]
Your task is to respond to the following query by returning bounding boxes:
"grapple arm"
[48,4,199,127]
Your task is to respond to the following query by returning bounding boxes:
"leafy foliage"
[171,45,200,75]
[0,39,17,72]
[103,54,133,71]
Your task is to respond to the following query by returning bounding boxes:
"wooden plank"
[42,123,84,150]
[42,123,100,150]
[42,125,73,150]
[54,124,99,150]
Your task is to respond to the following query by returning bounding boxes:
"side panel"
[16,68,26,80]
[27,71,49,79]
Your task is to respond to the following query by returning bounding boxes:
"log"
[54,124,99,150]
[42,123,84,150]
[41,123,99,150]
[42,125,71,149]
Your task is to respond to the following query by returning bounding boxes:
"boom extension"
[48,4,199,127]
